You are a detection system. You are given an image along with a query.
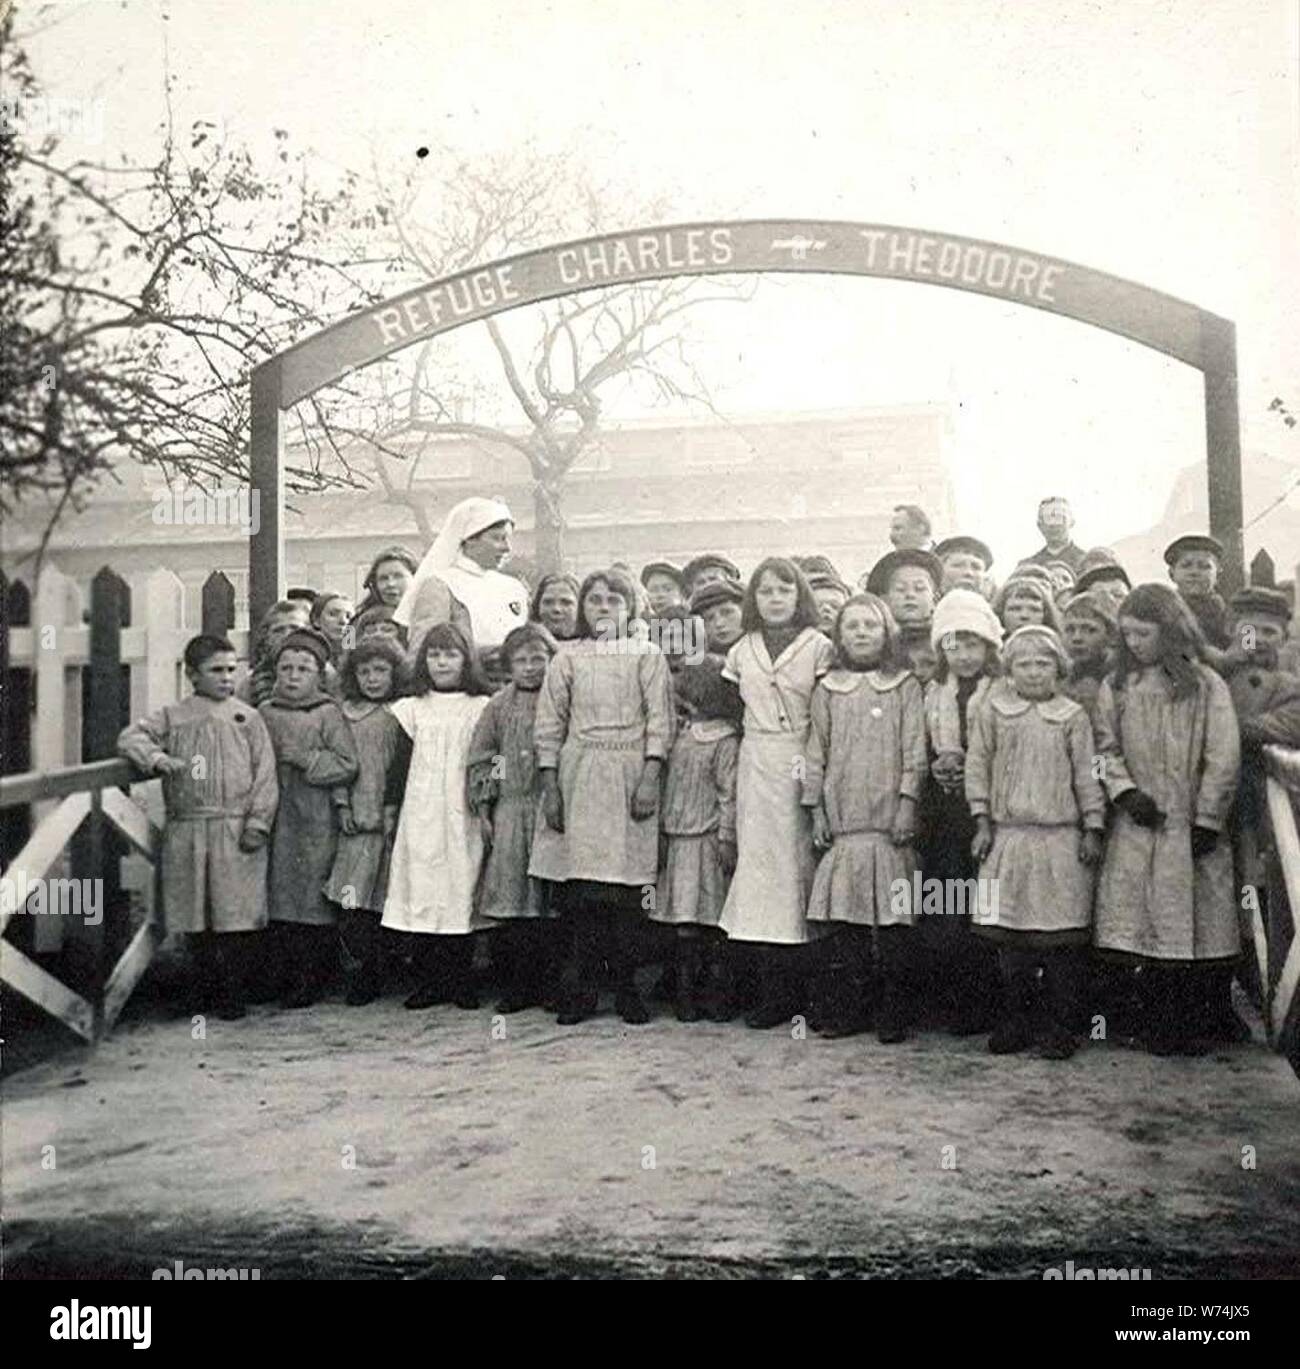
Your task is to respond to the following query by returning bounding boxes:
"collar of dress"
[266,690,334,713]
[341,699,386,722]
[751,626,821,673]
[989,691,1080,722]
[820,667,910,695]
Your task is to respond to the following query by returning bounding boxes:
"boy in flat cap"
[640,562,686,616]
[934,536,993,597]
[691,578,746,655]
[1060,590,1117,731]
[1073,562,1131,615]
[1223,586,1300,750]
[1165,533,1231,650]
[682,553,742,599]
[807,571,852,635]
[866,548,944,684]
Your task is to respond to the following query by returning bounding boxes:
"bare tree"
[2,12,392,566]
[291,145,757,568]
[4,13,751,574]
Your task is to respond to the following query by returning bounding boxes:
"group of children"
[117,528,1300,1062]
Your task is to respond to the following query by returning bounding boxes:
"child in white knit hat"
[917,589,1005,1034]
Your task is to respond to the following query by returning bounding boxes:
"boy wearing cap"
[1073,562,1131,615]
[1165,534,1231,650]
[1060,591,1116,729]
[866,548,943,683]
[640,562,686,616]
[692,578,746,655]
[934,536,994,597]
[807,572,852,634]
[260,627,360,1008]
[1223,587,1300,749]
[682,553,742,600]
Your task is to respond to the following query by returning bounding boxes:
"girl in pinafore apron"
[919,589,1004,1034]
[467,622,562,1014]
[1092,584,1241,1055]
[719,557,833,1029]
[803,594,927,1042]
[965,625,1106,1059]
[382,623,494,1012]
[323,637,411,1005]
[530,568,676,1026]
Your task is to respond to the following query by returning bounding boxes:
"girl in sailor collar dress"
[719,558,834,1029]
[966,625,1106,1059]
[803,595,927,1042]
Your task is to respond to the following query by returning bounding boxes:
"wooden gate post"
[249,362,286,633]
[1202,317,1244,597]
[72,568,133,1007]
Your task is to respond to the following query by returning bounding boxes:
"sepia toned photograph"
[2,0,1298,1319]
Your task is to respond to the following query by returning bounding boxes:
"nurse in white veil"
[393,497,530,665]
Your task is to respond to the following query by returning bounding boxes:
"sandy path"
[5,999,1299,1278]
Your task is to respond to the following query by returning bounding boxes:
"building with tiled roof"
[4,405,958,627]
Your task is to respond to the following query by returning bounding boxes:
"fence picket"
[201,570,236,635]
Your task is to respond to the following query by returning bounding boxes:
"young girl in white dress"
[719,557,833,1028]
[382,622,494,1012]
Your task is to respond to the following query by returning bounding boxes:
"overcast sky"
[22,0,1300,569]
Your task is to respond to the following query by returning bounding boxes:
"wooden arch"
[249,218,1241,622]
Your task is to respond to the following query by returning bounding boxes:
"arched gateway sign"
[249,219,1242,622]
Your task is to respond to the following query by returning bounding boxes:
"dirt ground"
[5,980,1299,1280]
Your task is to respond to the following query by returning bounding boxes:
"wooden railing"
[1259,746,1300,1059]
[0,758,162,1041]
